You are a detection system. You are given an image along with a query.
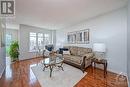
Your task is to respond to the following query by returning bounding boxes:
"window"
[29,32,51,52]
[38,33,43,49]
[44,34,50,44]
[29,32,37,52]
[6,34,12,46]
[6,34,12,55]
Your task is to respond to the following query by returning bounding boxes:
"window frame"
[29,32,37,52]
[29,32,51,52]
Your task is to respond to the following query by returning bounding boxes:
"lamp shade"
[93,43,106,52]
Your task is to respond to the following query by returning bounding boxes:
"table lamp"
[93,43,106,60]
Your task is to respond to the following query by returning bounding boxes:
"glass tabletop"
[42,54,64,65]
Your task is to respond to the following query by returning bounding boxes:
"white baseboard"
[127,76,130,87]
[96,65,127,76]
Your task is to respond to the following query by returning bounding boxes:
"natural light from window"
[29,32,51,52]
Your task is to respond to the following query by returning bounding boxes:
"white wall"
[19,24,56,60]
[56,7,127,75]
[127,0,130,85]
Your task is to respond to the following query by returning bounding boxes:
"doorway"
[5,29,18,65]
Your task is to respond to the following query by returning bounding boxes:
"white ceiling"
[6,0,128,30]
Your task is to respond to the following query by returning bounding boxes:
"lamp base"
[94,52,105,60]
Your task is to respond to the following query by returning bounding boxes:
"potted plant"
[9,41,19,62]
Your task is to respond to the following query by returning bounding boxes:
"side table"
[91,58,107,78]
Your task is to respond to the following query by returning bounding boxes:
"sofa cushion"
[63,55,82,64]
[59,48,69,54]
[63,54,71,60]
[69,46,78,56]
[77,47,92,56]
[83,53,94,59]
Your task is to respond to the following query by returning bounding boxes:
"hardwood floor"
[0,57,128,87]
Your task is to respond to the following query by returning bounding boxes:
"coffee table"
[41,54,64,77]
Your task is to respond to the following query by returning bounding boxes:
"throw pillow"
[63,51,70,55]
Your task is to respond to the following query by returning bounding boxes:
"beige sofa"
[63,46,94,72]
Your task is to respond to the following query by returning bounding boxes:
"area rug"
[31,63,87,87]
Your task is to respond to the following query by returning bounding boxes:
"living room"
[0,0,130,87]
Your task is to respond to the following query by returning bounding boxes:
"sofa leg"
[81,68,84,73]
[82,70,84,73]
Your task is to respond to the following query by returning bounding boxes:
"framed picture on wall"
[67,32,76,44]
[67,29,89,44]
[76,32,82,44]
[72,34,76,43]
[84,29,89,44]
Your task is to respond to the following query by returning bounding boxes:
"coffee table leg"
[43,64,46,71]
[50,65,53,77]
[43,64,47,71]
[61,63,64,71]
[61,66,64,71]
[58,63,64,71]
[43,66,45,71]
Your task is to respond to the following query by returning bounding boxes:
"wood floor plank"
[0,57,128,87]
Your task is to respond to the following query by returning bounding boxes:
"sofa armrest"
[83,53,94,59]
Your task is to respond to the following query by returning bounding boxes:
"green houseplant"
[9,41,19,62]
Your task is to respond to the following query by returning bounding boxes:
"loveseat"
[63,46,94,72]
